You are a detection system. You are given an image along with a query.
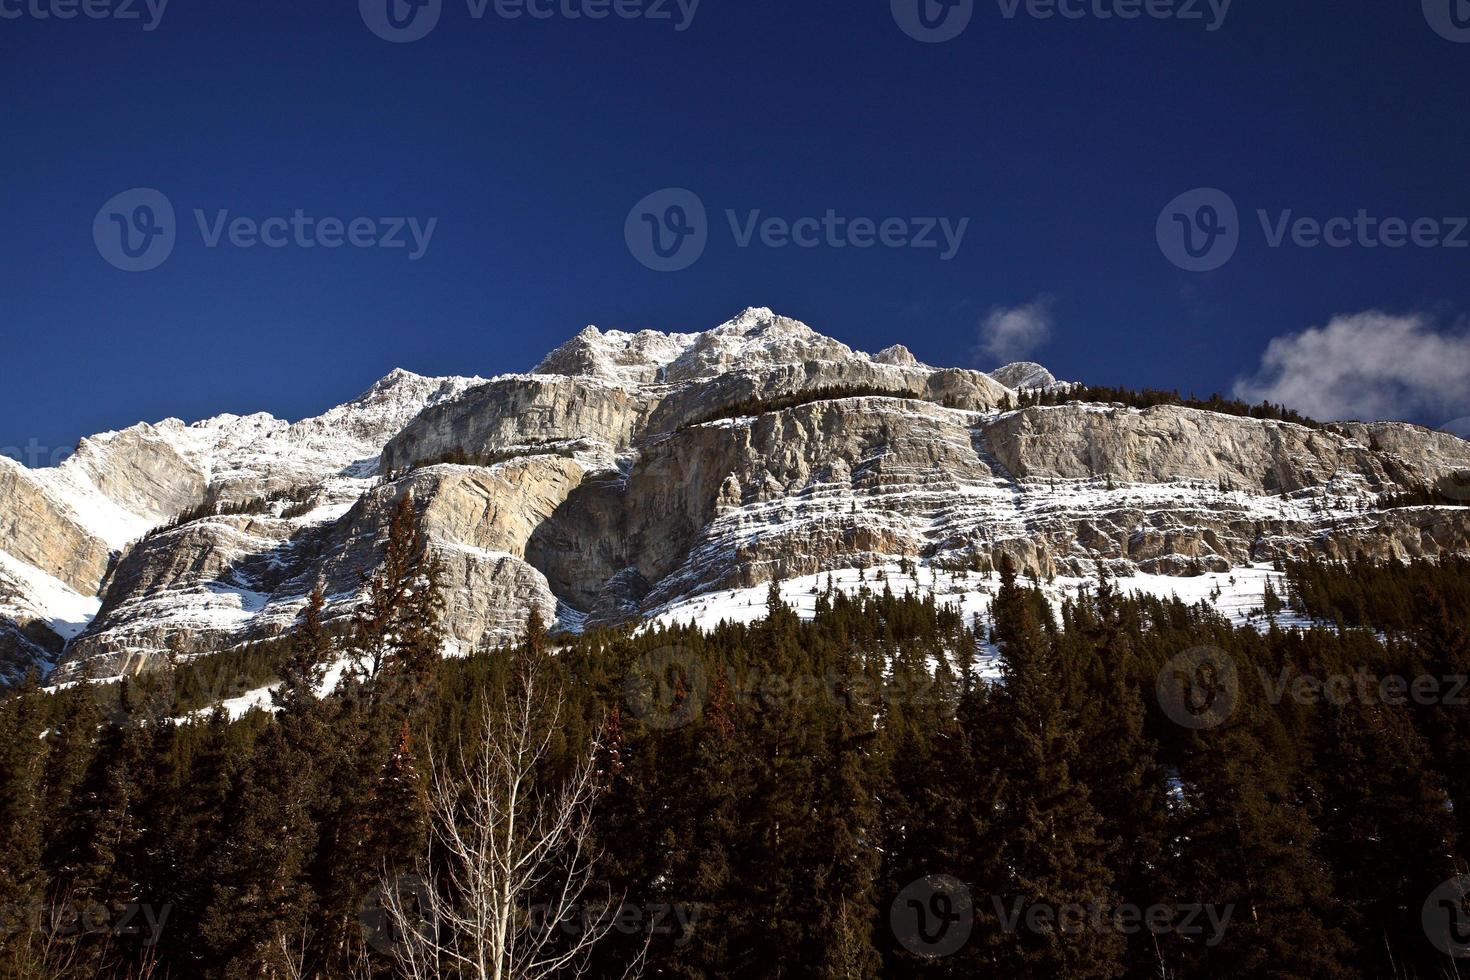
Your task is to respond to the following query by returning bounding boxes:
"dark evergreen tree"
[983,554,1123,979]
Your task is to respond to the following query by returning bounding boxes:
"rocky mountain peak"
[533,324,698,385]
[988,361,1058,390]
[7,306,1470,689]
[873,344,920,367]
[362,366,425,393]
[531,307,870,386]
[664,308,858,382]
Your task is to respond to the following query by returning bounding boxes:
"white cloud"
[978,297,1053,364]
[1232,311,1470,422]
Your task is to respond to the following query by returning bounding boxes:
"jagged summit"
[988,361,1058,390]
[873,344,921,367]
[533,307,944,386]
[529,307,1050,393]
[664,308,859,382]
[531,307,858,385]
[533,324,698,385]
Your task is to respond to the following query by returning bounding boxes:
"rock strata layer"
[0,307,1464,682]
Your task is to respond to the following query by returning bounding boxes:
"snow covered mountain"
[4,307,1470,685]
[0,369,481,682]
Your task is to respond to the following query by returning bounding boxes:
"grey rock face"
[10,308,1470,684]
[873,344,920,366]
[0,458,116,594]
[988,361,1058,389]
[533,325,697,384]
[381,376,650,474]
[990,405,1357,490]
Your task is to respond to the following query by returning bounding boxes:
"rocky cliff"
[3,307,1468,684]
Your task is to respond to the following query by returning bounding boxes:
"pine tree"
[984,554,1123,979]
[1313,691,1460,978]
[0,681,48,918]
[363,720,429,879]
[200,720,320,977]
[275,584,331,719]
[817,653,883,980]
[1168,712,1355,978]
[348,491,445,709]
[1063,590,1171,977]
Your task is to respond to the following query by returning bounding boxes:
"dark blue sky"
[3,0,1468,456]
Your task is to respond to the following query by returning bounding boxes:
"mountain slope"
[0,370,483,679]
[3,307,1468,684]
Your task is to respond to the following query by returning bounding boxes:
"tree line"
[1005,382,1325,429]
[2,535,1469,977]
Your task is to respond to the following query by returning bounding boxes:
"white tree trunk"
[381,661,643,980]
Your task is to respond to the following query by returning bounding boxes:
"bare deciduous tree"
[380,662,642,980]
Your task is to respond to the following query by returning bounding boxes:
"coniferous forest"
[2,540,1470,978]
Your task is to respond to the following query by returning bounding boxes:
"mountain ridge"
[3,307,1469,685]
